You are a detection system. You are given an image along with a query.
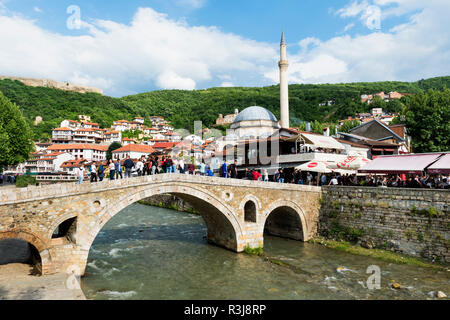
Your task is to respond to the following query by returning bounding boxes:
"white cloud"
[0,7,276,96]
[265,1,450,85]
[156,71,196,90]
[336,0,370,18]
[33,6,42,13]
[342,23,355,33]
[220,82,234,87]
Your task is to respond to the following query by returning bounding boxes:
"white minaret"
[279,32,290,129]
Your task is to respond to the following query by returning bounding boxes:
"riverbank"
[308,237,449,271]
[0,263,86,300]
[138,195,200,215]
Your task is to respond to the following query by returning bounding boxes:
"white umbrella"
[295,161,333,173]
[329,156,371,170]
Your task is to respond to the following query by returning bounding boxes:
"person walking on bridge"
[123,156,134,178]
[76,165,85,184]
[108,160,116,180]
[89,162,98,183]
[115,159,123,179]
[221,160,228,178]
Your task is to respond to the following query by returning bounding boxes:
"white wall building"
[112,144,156,160]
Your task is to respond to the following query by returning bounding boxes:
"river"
[80,203,449,300]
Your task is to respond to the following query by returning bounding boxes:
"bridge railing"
[36,175,78,182]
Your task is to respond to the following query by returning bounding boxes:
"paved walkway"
[0,264,85,300]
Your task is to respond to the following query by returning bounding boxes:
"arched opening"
[170,193,238,250]
[81,188,243,298]
[0,238,42,275]
[244,201,257,223]
[264,206,304,241]
[52,217,77,242]
[81,186,242,274]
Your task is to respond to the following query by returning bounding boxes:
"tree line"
[0,76,449,167]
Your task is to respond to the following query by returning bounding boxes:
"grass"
[309,237,448,271]
[243,246,263,256]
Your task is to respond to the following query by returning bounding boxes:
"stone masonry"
[320,186,449,263]
[0,174,321,276]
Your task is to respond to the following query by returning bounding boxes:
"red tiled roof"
[152,142,176,149]
[61,159,87,168]
[112,144,155,154]
[47,144,108,151]
[46,152,65,156]
[53,127,72,131]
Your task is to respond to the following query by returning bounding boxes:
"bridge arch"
[260,200,308,241]
[80,183,244,258]
[0,230,51,275]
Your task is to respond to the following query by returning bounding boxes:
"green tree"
[401,88,450,153]
[0,92,34,171]
[106,142,122,160]
[339,120,361,133]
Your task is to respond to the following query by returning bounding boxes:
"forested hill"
[0,76,449,141]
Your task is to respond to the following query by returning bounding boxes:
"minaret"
[279,32,290,129]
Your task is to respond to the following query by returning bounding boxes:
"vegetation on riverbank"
[243,245,263,256]
[137,199,200,215]
[308,237,448,271]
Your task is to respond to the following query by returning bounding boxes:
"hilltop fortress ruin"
[0,76,103,95]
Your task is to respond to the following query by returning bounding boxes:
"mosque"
[224,32,290,140]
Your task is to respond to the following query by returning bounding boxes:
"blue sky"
[0,0,449,96]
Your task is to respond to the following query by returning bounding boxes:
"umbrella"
[295,161,333,173]
[329,156,371,170]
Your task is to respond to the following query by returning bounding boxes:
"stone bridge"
[0,174,321,276]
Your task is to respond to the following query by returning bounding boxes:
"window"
[244,201,257,223]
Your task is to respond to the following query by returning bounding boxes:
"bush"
[15,175,37,188]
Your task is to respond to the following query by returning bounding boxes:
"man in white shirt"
[136,159,144,176]
[328,176,339,186]
[76,166,85,184]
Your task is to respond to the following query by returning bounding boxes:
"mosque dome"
[233,106,278,123]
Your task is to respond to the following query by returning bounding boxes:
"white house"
[112,144,156,160]
[46,144,108,162]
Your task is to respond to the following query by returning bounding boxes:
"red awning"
[427,154,450,174]
[358,153,443,174]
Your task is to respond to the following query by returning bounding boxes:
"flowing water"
[80,203,449,300]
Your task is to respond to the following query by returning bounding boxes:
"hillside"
[1,76,449,141]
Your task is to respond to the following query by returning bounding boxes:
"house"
[134,117,145,124]
[103,130,122,144]
[46,144,108,161]
[143,127,161,136]
[81,122,100,129]
[61,159,89,175]
[150,116,166,126]
[112,120,131,132]
[151,142,177,153]
[122,137,137,145]
[337,132,401,159]
[60,119,81,130]
[112,144,156,160]
[72,128,101,144]
[361,91,408,104]
[52,127,73,144]
[347,119,410,154]
[22,151,74,173]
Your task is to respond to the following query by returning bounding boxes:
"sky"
[0,0,449,97]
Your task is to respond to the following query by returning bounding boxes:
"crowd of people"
[75,155,218,184]
[4,155,447,190]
